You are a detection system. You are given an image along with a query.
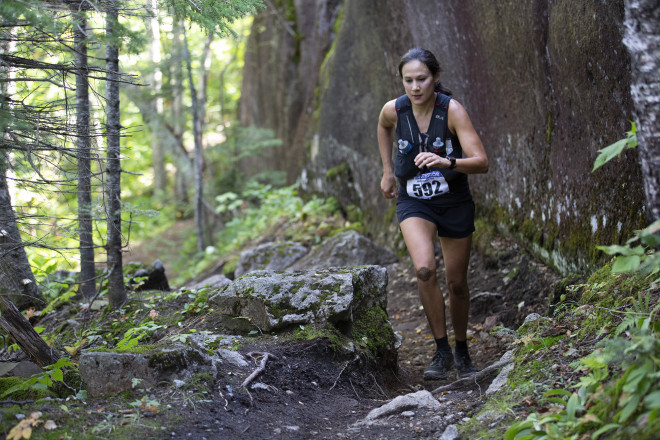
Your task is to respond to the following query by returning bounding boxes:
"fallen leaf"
[7,420,32,440]
[149,309,159,319]
[43,420,57,430]
[64,346,78,356]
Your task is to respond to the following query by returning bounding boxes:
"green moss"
[222,257,238,277]
[293,323,345,351]
[325,162,349,180]
[351,305,394,363]
[0,377,53,400]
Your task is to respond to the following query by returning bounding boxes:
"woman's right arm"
[377,100,397,199]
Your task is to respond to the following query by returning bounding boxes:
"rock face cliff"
[240,0,646,275]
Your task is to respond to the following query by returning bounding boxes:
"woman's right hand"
[381,174,397,199]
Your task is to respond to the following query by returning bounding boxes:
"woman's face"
[401,59,439,106]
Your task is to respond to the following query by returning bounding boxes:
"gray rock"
[0,361,42,378]
[363,390,441,421]
[289,230,397,271]
[440,424,459,440]
[217,348,249,369]
[486,363,515,395]
[188,274,232,290]
[209,266,387,332]
[208,265,397,365]
[79,344,215,397]
[235,241,309,277]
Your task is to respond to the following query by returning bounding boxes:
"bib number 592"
[406,171,449,199]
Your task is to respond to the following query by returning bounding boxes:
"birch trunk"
[623,0,660,223]
[105,0,126,307]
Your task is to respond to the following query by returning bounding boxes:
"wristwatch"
[448,157,457,169]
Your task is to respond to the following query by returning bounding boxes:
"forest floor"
[1,222,562,439]
[120,223,561,439]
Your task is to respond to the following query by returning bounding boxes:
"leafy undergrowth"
[0,185,366,439]
[462,263,659,440]
[0,284,228,439]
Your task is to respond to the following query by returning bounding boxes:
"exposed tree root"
[431,357,513,395]
[241,352,279,389]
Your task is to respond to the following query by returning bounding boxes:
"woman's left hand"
[414,152,450,169]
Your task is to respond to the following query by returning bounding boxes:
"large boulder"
[234,241,309,277]
[79,344,215,397]
[289,230,397,271]
[208,265,397,366]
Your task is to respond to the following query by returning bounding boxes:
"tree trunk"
[0,38,41,310]
[171,22,189,208]
[0,298,59,367]
[74,12,96,298]
[0,171,42,309]
[147,0,166,196]
[182,29,205,252]
[105,0,126,307]
[623,0,660,223]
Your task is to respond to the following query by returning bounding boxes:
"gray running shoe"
[454,349,477,378]
[423,350,454,381]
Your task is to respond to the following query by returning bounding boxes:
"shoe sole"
[423,371,448,381]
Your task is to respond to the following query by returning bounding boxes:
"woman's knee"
[446,277,469,297]
[416,266,436,283]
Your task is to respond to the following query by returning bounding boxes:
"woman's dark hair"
[398,48,452,96]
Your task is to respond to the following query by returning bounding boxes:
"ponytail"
[434,81,452,96]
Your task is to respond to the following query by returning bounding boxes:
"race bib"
[406,171,449,199]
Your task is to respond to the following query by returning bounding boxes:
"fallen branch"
[329,354,360,391]
[431,356,513,395]
[241,352,278,389]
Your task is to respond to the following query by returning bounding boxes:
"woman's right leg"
[399,216,446,339]
[400,216,454,380]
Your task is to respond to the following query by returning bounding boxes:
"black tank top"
[394,93,472,206]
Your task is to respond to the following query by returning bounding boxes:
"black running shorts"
[396,198,475,238]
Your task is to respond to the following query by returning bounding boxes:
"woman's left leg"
[438,234,472,341]
[439,234,477,377]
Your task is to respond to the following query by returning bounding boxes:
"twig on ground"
[329,354,360,391]
[370,373,388,399]
[431,357,512,394]
[0,399,34,406]
[348,378,359,400]
[241,352,278,389]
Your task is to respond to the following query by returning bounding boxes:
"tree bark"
[146,0,166,196]
[0,298,59,368]
[105,0,126,307]
[623,0,660,223]
[74,12,96,298]
[0,38,41,310]
[182,29,205,252]
[0,171,42,309]
[171,22,189,207]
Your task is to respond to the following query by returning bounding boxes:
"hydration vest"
[394,92,470,201]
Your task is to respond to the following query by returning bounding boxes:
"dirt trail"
[139,229,560,439]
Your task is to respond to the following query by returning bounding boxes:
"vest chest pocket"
[406,171,449,199]
[394,147,420,179]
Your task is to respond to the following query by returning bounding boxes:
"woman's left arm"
[447,99,488,174]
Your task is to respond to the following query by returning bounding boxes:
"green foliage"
[598,220,660,278]
[163,0,264,36]
[0,358,77,399]
[592,123,638,172]
[116,321,165,350]
[172,183,342,284]
[505,296,660,440]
